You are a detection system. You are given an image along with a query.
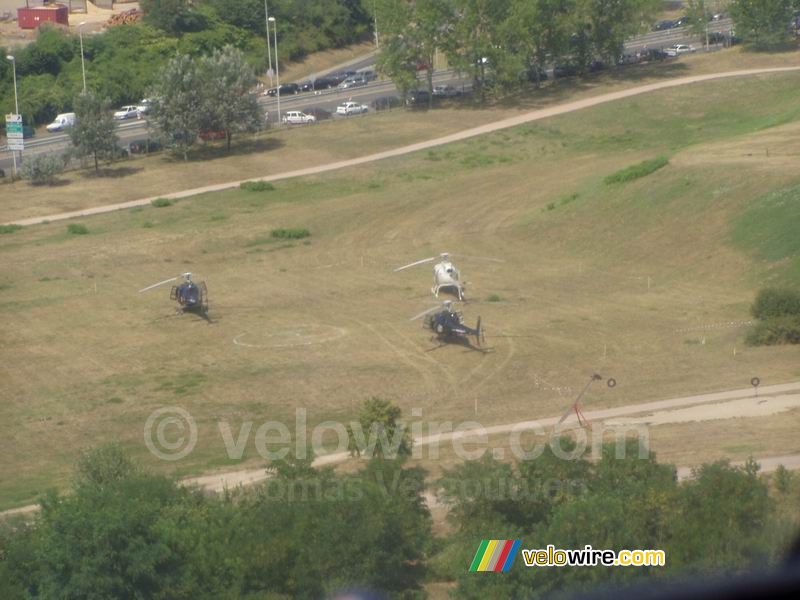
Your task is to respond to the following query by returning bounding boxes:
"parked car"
[371,96,403,111]
[114,105,141,120]
[136,99,153,115]
[313,77,337,90]
[338,76,367,90]
[46,112,76,132]
[673,15,692,27]
[282,111,316,125]
[407,89,431,106]
[523,67,549,83]
[553,63,580,78]
[304,107,333,121]
[128,138,162,154]
[336,101,368,116]
[358,69,378,81]
[588,59,606,73]
[432,84,462,97]
[665,43,696,57]
[653,19,676,30]
[265,83,300,96]
[643,48,670,61]
[298,81,315,92]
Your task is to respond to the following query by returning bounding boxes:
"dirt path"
[3,380,799,518]
[6,66,800,228]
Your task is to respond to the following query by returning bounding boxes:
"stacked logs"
[107,9,143,26]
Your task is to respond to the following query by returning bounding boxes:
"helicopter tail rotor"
[476,316,484,346]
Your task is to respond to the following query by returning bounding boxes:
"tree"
[347,397,412,460]
[140,0,204,34]
[730,0,797,49]
[20,154,64,185]
[572,0,660,70]
[504,0,575,87]
[197,45,263,151]
[70,91,119,174]
[447,0,513,99]
[149,53,202,161]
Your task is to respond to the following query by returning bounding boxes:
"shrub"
[21,154,64,185]
[604,156,669,185]
[67,223,89,235]
[750,287,800,320]
[271,228,310,240]
[486,294,502,302]
[240,181,275,192]
[746,315,800,346]
[151,198,173,208]
[0,224,22,234]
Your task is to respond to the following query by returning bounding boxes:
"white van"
[46,113,76,133]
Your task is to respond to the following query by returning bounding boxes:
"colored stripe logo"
[469,540,521,571]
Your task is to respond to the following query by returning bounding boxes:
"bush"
[604,156,669,185]
[746,315,800,346]
[271,228,310,240]
[151,198,173,207]
[0,224,22,234]
[750,287,800,320]
[240,180,275,192]
[21,154,64,185]
[67,223,89,235]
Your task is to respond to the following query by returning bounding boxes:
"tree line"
[373,0,800,101]
[0,399,797,598]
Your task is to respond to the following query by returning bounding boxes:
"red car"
[199,130,227,141]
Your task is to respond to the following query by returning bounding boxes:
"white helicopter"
[393,252,501,300]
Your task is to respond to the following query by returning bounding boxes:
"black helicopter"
[411,301,485,349]
[139,272,209,319]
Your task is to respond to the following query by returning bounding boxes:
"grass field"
[1,54,800,511]
[4,46,800,223]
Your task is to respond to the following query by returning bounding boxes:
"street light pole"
[374,0,379,49]
[263,0,273,86]
[6,54,19,178]
[78,21,87,92]
[268,16,280,124]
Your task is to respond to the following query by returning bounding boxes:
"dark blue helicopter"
[139,272,209,318]
[411,301,484,348]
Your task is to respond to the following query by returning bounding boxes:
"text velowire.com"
[521,545,666,567]
[143,406,650,462]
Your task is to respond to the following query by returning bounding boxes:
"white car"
[338,77,367,90]
[114,105,141,120]
[46,112,76,132]
[282,111,316,125]
[432,84,461,97]
[136,99,153,115]
[336,101,368,116]
[665,44,695,57]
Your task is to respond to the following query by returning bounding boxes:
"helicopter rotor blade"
[394,256,437,272]
[139,277,178,293]
[451,254,505,263]
[410,305,441,321]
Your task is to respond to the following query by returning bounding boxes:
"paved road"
[0,20,732,174]
[3,380,799,518]
[6,65,800,227]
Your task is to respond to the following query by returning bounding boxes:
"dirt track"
[6,66,800,227]
[2,380,798,519]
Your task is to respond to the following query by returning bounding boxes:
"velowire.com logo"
[469,540,521,572]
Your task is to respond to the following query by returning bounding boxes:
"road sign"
[5,113,24,151]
